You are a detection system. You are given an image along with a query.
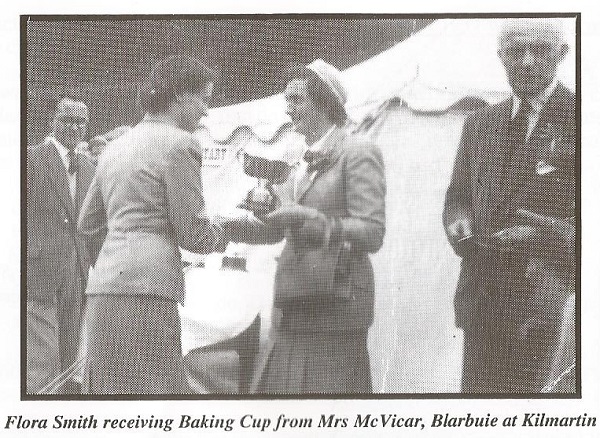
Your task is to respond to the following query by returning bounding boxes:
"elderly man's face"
[51,98,89,150]
[498,20,568,98]
[284,79,323,138]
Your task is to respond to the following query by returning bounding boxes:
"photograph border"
[20,11,582,401]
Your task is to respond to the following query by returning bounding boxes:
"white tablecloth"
[179,243,280,355]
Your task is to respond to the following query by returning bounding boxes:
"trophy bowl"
[238,152,292,216]
[241,152,291,184]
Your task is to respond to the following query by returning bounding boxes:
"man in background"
[26,95,96,394]
[443,18,576,393]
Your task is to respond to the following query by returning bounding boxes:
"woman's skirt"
[82,294,190,395]
[257,326,372,394]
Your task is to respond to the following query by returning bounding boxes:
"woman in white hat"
[233,60,386,394]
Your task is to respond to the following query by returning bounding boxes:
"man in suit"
[443,19,576,393]
[232,59,386,393]
[26,95,96,394]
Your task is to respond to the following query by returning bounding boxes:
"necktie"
[510,100,532,146]
[505,100,534,221]
[502,100,532,184]
[494,100,533,229]
[303,150,318,173]
[67,149,77,175]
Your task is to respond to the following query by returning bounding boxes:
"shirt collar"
[46,135,70,159]
[511,77,559,118]
[305,124,336,154]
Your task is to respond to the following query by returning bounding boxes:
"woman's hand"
[264,204,322,228]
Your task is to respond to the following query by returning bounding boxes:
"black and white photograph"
[22,13,579,397]
[1,1,599,436]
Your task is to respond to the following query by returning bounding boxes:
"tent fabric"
[199,18,575,143]
[365,104,467,392]
[181,17,576,393]
[180,245,281,356]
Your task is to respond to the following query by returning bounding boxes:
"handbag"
[273,217,351,304]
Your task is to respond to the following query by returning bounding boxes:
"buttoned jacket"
[26,140,95,301]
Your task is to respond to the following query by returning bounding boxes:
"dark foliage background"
[26,18,433,144]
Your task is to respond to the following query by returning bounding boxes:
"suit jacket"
[77,116,225,304]
[241,126,386,332]
[443,83,576,328]
[26,140,95,302]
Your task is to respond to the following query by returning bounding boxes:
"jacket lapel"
[296,127,345,203]
[528,83,572,143]
[46,141,76,221]
[504,84,574,209]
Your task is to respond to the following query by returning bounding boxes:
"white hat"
[306,59,347,106]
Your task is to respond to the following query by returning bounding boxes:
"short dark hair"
[286,65,347,126]
[140,55,216,114]
[47,91,86,117]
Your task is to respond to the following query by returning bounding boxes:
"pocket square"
[536,160,557,175]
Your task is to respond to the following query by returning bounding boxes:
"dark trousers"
[461,289,560,393]
[26,252,83,394]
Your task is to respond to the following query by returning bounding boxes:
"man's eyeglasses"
[501,42,556,60]
[58,117,88,128]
